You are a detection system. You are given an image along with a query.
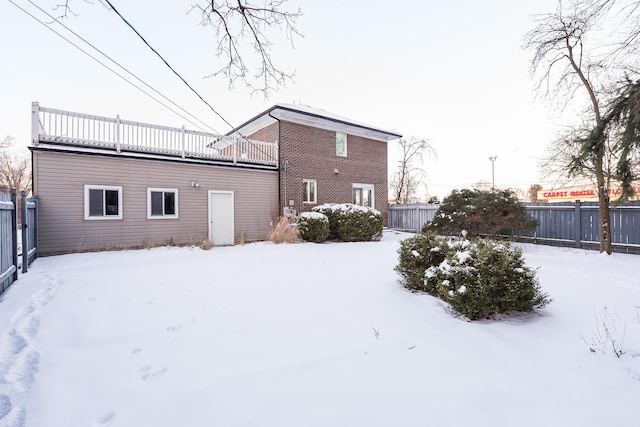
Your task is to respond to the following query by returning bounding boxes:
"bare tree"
[527,184,544,202]
[54,1,303,96]
[523,0,621,254]
[0,138,31,194]
[389,138,435,204]
[190,1,303,96]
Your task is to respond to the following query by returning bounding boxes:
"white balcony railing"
[31,102,278,167]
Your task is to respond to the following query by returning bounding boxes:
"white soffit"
[232,104,402,142]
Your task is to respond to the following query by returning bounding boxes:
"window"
[303,179,317,204]
[336,132,347,157]
[84,185,123,220]
[147,188,179,219]
[352,183,374,208]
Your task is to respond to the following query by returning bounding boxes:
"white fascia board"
[231,104,402,142]
[270,108,400,142]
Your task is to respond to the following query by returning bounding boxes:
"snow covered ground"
[0,230,639,427]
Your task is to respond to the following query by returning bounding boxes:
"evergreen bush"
[298,212,330,243]
[396,235,550,320]
[426,188,538,237]
[312,204,343,239]
[395,232,450,292]
[312,203,383,242]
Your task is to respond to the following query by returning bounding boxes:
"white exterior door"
[208,191,234,246]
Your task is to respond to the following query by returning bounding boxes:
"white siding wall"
[33,150,279,255]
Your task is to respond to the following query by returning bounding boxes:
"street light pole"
[488,156,497,190]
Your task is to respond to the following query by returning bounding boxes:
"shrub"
[426,188,538,237]
[396,235,550,320]
[311,204,343,239]
[298,212,330,243]
[267,215,300,244]
[395,232,450,292]
[312,203,383,242]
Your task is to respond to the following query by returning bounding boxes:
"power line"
[100,0,276,161]
[7,0,213,133]
[102,0,238,133]
[25,0,219,134]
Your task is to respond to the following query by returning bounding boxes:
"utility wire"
[102,0,238,133]
[7,0,212,133]
[26,0,219,134]
[102,0,276,162]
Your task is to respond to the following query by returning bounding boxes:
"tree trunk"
[595,162,612,254]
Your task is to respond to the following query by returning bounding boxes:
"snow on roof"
[230,103,402,142]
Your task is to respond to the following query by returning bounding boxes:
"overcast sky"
[1,0,564,199]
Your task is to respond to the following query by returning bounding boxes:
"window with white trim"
[303,179,317,204]
[336,132,347,157]
[352,183,374,208]
[147,188,178,219]
[84,185,123,220]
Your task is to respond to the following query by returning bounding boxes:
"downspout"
[268,112,285,215]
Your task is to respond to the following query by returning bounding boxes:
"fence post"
[21,192,28,273]
[31,102,40,146]
[33,196,38,261]
[10,190,18,281]
[574,200,581,248]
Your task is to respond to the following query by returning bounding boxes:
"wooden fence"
[0,191,38,296]
[388,204,440,232]
[387,201,640,254]
[521,201,640,254]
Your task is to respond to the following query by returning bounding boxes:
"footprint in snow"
[165,325,183,333]
[15,316,40,339]
[6,351,41,393]
[0,404,25,426]
[0,395,12,420]
[138,366,167,381]
[130,348,142,355]
[93,411,116,426]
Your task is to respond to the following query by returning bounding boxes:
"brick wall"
[248,122,279,143]
[279,121,388,224]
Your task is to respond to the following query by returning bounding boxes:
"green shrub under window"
[298,212,330,243]
[312,203,383,242]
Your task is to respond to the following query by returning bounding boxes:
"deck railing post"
[233,138,237,165]
[574,200,581,248]
[181,126,186,159]
[31,102,40,146]
[116,114,121,153]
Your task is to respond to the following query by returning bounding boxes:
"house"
[30,102,401,256]
[231,103,402,222]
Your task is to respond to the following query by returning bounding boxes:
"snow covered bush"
[396,235,550,320]
[312,203,383,242]
[395,232,450,292]
[298,212,330,243]
[425,188,538,237]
